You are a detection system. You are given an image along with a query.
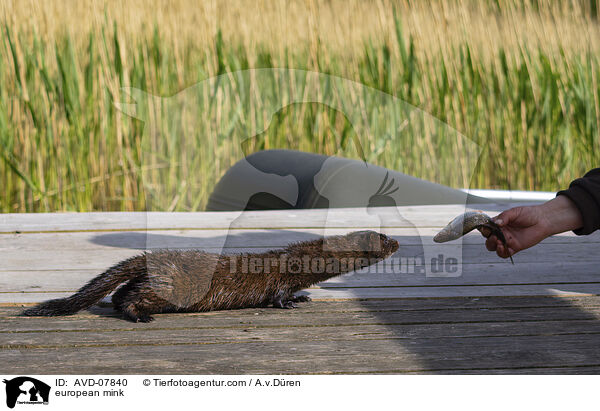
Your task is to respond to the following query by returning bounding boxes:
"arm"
[480,168,600,258]
[556,168,600,235]
[481,167,600,259]
[483,196,583,258]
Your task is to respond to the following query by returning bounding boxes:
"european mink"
[22,231,398,322]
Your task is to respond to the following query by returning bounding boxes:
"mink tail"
[22,254,146,317]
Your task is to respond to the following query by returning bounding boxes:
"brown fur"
[22,231,398,322]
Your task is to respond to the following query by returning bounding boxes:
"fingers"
[485,235,498,251]
[479,228,515,261]
[496,242,508,258]
[485,234,515,259]
[493,206,523,227]
[496,242,515,259]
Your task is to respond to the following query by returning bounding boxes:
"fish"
[433,211,514,264]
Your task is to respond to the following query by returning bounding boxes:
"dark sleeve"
[556,168,600,235]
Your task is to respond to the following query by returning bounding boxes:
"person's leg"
[206,149,492,211]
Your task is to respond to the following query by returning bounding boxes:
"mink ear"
[358,231,378,251]
[369,232,378,244]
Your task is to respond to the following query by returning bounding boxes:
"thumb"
[493,207,523,227]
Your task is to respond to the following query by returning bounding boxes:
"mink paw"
[124,312,154,322]
[273,299,298,309]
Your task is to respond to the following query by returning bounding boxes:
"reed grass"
[0,0,599,212]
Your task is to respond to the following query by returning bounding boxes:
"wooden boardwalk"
[2,204,600,374]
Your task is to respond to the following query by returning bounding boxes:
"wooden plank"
[322,261,600,286]
[2,333,600,374]
[3,297,600,374]
[2,304,599,335]
[4,259,600,302]
[3,296,600,329]
[2,262,599,293]
[303,285,600,299]
[2,293,72,304]
[1,227,596,250]
[4,294,599,314]
[4,318,600,349]
[5,283,600,304]
[1,239,597,272]
[2,298,598,323]
[0,204,545,232]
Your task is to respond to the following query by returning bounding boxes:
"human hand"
[480,196,583,259]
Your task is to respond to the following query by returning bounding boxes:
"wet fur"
[23,231,398,322]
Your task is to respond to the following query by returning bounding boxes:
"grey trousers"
[206,150,491,211]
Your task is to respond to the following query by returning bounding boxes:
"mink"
[22,230,398,322]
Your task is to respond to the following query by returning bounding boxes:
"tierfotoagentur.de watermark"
[230,254,460,276]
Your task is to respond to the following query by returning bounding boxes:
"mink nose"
[380,234,399,251]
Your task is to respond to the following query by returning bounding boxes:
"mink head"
[323,230,399,260]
